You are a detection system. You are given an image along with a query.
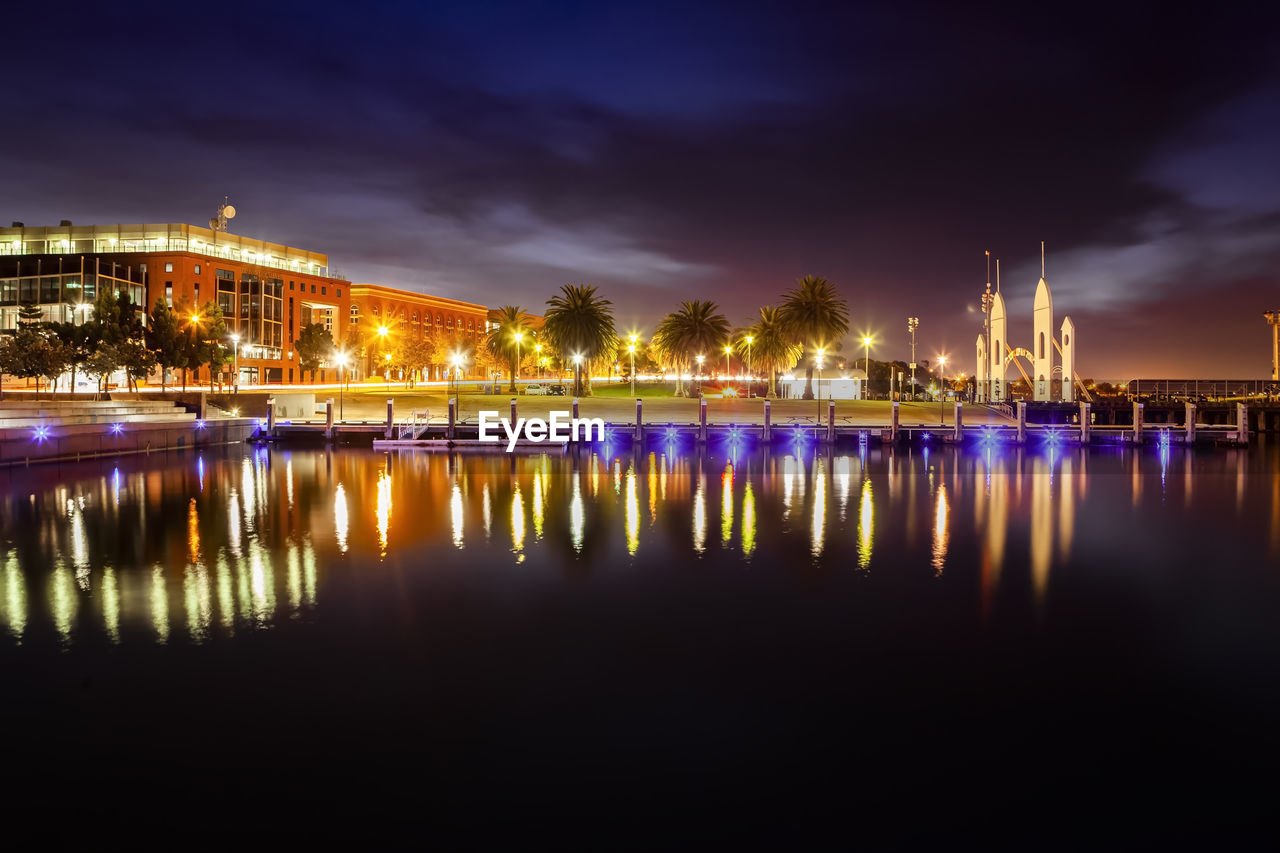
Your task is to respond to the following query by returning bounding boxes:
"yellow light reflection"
[216,550,234,631]
[248,540,275,625]
[2,551,27,640]
[483,481,492,540]
[533,471,545,540]
[693,476,707,554]
[811,458,826,557]
[511,484,526,557]
[625,465,639,555]
[50,564,76,644]
[334,483,349,553]
[721,462,734,546]
[188,498,201,564]
[302,539,317,606]
[571,475,585,553]
[101,567,119,644]
[648,452,658,523]
[1031,456,1052,606]
[287,541,302,611]
[835,456,851,519]
[184,561,212,643]
[741,482,756,558]
[451,484,465,549]
[857,479,874,569]
[151,565,169,644]
[376,468,392,557]
[931,484,949,576]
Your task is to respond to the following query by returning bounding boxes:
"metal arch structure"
[975,247,1084,403]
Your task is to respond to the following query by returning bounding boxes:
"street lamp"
[230,333,240,394]
[745,335,754,398]
[450,352,463,396]
[573,353,584,396]
[814,347,825,426]
[535,343,543,380]
[695,354,705,397]
[336,352,349,420]
[907,317,919,401]
[723,344,733,383]
[628,340,637,398]
[937,355,949,424]
[385,351,392,391]
[513,330,524,391]
[861,335,872,400]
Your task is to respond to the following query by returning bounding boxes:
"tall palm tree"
[777,274,849,399]
[485,305,534,393]
[738,306,802,398]
[543,285,616,396]
[652,300,730,397]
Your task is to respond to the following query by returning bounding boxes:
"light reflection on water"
[0,442,1273,648]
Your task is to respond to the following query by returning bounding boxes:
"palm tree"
[738,306,802,398]
[485,305,534,393]
[652,300,730,397]
[543,285,616,396]
[777,274,849,399]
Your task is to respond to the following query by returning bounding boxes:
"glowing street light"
[384,351,392,391]
[573,353,584,396]
[814,347,825,426]
[723,344,732,382]
[336,351,350,420]
[628,333,638,398]
[937,355,949,424]
[861,335,873,400]
[513,330,524,388]
[745,335,754,398]
[450,352,464,396]
[535,343,543,380]
[230,333,240,394]
[907,317,919,400]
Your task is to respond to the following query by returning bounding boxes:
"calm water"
[3,441,1279,843]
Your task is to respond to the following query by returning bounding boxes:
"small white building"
[779,370,866,399]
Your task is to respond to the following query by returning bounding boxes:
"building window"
[194,264,202,275]
[350,305,359,325]
[164,262,173,273]
[337,288,342,297]
[321,286,326,295]
[289,281,294,290]
[165,282,173,306]
[311,285,316,294]
[1039,332,1045,359]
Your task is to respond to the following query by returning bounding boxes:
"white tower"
[1032,244,1053,402]
[1060,316,1075,402]
[975,334,988,402]
[990,290,1007,402]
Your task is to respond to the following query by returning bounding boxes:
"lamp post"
[573,353,584,396]
[384,352,392,391]
[695,354,705,397]
[628,341,637,398]
[723,344,733,383]
[513,330,523,392]
[814,348,825,427]
[745,335,754,398]
[450,353,463,396]
[861,335,872,400]
[907,317,919,400]
[937,355,949,424]
[535,343,543,380]
[336,352,349,420]
[230,333,240,394]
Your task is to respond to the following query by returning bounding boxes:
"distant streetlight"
[535,343,543,380]
[745,335,754,398]
[695,353,705,397]
[723,344,733,383]
[814,347,825,426]
[861,335,872,400]
[907,317,919,400]
[573,353,584,396]
[628,338,638,398]
[336,351,350,420]
[937,355,949,424]
[385,351,392,391]
[450,352,464,396]
[513,330,524,388]
[230,333,240,394]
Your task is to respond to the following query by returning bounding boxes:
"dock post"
[1185,402,1196,445]
[447,397,457,440]
[763,400,771,442]
[1016,401,1026,444]
[325,398,335,441]
[266,395,276,435]
[699,398,708,444]
[1237,403,1249,445]
[386,398,394,438]
[510,396,518,427]
[827,400,835,444]
[1079,401,1091,444]
[891,401,899,442]
[1133,401,1144,444]
[572,397,580,421]
[953,402,963,442]
[635,398,643,443]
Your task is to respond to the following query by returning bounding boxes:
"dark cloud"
[4,0,1280,377]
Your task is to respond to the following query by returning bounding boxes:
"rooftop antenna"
[1041,240,1045,279]
[210,196,237,232]
[996,257,1001,293]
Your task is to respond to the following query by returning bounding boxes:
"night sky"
[6,1,1280,379]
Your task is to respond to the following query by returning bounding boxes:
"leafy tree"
[652,300,729,397]
[543,285,616,397]
[295,322,335,384]
[147,299,187,391]
[16,302,42,328]
[0,333,15,400]
[777,275,849,399]
[485,305,535,392]
[117,341,158,393]
[392,335,436,387]
[45,316,98,395]
[737,306,803,398]
[186,301,230,389]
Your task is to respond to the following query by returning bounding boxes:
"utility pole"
[1266,312,1280,381]
[907,317,919,400]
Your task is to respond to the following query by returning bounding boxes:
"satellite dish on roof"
[223,205,236,219]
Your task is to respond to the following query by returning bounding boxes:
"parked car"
[524,383,547,395]
[547,384,567,396]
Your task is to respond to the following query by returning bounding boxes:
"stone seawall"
[0,418,258,466]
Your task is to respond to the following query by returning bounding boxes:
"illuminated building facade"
[347,283,489,379]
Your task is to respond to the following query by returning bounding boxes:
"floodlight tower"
[1267,312,1280,381]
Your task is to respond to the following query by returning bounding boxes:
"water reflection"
[0,442,1267,647]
